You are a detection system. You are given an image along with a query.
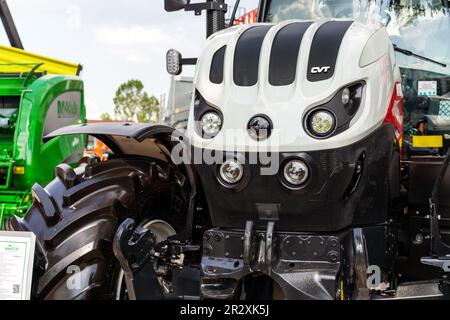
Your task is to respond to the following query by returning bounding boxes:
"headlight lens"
[201,112,222,137]
[341,87,351,105]
[283,159,309,186]
[219,159,244,185]
[248,115,272,141]
[308,110,336,137]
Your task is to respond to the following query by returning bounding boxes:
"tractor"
[8,0,450,300]
[0,1,86,229]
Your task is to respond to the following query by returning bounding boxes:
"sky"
[2,0,258,119]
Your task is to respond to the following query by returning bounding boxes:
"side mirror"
[164,0,189,12]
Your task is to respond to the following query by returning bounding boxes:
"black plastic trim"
[269,22,312,86]
[210,45,226,84]
[234,26,272,86]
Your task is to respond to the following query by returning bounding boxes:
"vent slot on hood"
[234,26,272,87]
[269,22,312,86]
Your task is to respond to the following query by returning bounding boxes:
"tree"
[100,112,112,121]
[136,94,160,123]
[113,79,159,123]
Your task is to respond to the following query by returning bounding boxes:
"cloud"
[93,23,201,67]
[85,98,113,119]
[126,52,154,63]
[94,25,172,46]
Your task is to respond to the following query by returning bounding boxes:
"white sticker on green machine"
[0,231,36,300]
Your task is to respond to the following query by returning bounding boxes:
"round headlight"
[308,110,336,137]
[201,112,222,137]
[248,116,272,141]
[219,159,244,185]
[283,159,309,186]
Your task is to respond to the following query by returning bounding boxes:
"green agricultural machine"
[0,1,86,228]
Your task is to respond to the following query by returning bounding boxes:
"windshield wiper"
[393,44,447,68]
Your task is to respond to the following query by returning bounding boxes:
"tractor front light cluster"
[201,112,222,138]
[303,82,364,139]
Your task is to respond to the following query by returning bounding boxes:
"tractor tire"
[10,156,174,300]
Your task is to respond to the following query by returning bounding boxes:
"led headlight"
[248,115,272,141]
[166,49,182,75]
[201,112,222,138]
[283,159,309,186]
[307,110,336,137]
[219,159,243,185]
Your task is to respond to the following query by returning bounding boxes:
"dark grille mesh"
[439,100,450,120]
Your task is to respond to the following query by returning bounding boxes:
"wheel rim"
[115,219,176,300]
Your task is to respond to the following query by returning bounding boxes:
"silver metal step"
[373,280,446,300]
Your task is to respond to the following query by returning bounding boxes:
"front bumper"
[194,123,397,232]
[201,225,342,299]
[200,223,392,300]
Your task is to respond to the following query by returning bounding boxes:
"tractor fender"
[10,124,198,299]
